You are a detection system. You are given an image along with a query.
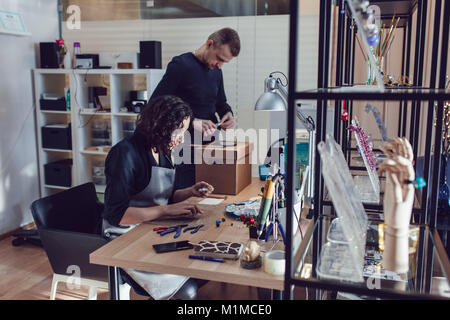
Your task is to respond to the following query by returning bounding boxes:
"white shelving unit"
[33,68,165,197]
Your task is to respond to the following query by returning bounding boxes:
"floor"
[0,235,306,300]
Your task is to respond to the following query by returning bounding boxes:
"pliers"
[265,220,286,244]
[158,224,188,238]
[153,226,169,234]
[183,224,204,234]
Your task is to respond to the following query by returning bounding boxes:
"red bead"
[341,111,349,121]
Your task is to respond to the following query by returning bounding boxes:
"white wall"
[0,0,58,234]
[62,13,320,175]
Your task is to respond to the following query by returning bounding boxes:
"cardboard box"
[194,142,252,195]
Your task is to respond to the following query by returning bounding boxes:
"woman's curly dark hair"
[136,95,192,155]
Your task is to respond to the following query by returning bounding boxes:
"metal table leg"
[108,266,120,300]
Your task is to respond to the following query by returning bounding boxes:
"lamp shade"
[254,92,286,111]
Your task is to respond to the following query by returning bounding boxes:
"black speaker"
[40,42,59,68]
[139,41,162,69]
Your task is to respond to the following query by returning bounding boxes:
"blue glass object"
[414,177,426,189]
[438,180,449,206]
[438,156,450,209]
[365,104,388,141]
[367,33,380,47]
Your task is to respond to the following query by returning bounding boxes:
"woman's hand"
[192,118,217,137]
[191,181,214,198]
[163,200,203,218]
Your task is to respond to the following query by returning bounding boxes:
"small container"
[316,242,364,283]
[92,129,110,139]
[91,138,111,146]
[73,42,81,68]
[326,218,349,244]
[92,160,105,177]
[92,119,108,130]
[91,120,111,145]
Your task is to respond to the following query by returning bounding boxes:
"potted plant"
[56,39,70,69]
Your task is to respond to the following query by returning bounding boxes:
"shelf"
[113,112,139,117]
[295,87,450,101]
[34,66,163,200]
[43,148,72,153]
[34,69,71,74]
[361,1,418,28]
[34,68,164,75]
[81,150,109,156]
[41,110,71,114]
[44,184,70,190]
[293,219,449,299]
[79,110,111,116]
[0,30,31,37]
[72,68,163,75]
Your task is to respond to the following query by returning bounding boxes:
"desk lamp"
[254,72,316,213]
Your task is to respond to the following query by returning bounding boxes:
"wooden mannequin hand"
[379,138,415,230]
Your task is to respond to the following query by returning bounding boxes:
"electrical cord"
[0,102,36,177]
[75,69,108,129]
[77,108,100,129]
[269,71,288,87]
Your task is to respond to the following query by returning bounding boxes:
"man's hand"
[220,112,235,130]
[192,118,217,136]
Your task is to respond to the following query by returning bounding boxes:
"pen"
[189,255,224,263]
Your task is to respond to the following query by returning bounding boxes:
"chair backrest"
[38,228,108,280]
[31,183,104,234]
[30,183,108,279]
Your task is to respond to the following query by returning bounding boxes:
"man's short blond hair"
[208,27,241,57]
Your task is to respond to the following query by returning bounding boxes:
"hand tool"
[183,224,204,234]
[153,226,169,234]
[159,224,188,238]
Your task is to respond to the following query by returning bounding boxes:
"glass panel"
[62,0,290,21]
[294,219,450,299]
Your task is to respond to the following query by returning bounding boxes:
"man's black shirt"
[150,52,232,123]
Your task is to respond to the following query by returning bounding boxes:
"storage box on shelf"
[33,70,74,196]
[33,68,165,196]
[44,159,73,187]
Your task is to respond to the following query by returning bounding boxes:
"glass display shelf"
[295,87,450,101]
[361,0,418,27]
[293,217,450,300]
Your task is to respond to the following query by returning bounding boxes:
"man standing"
[150,27,241,189]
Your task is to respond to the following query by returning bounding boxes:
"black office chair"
[30,182,131,300]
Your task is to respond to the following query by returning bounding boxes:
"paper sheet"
[198,198,224,205]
